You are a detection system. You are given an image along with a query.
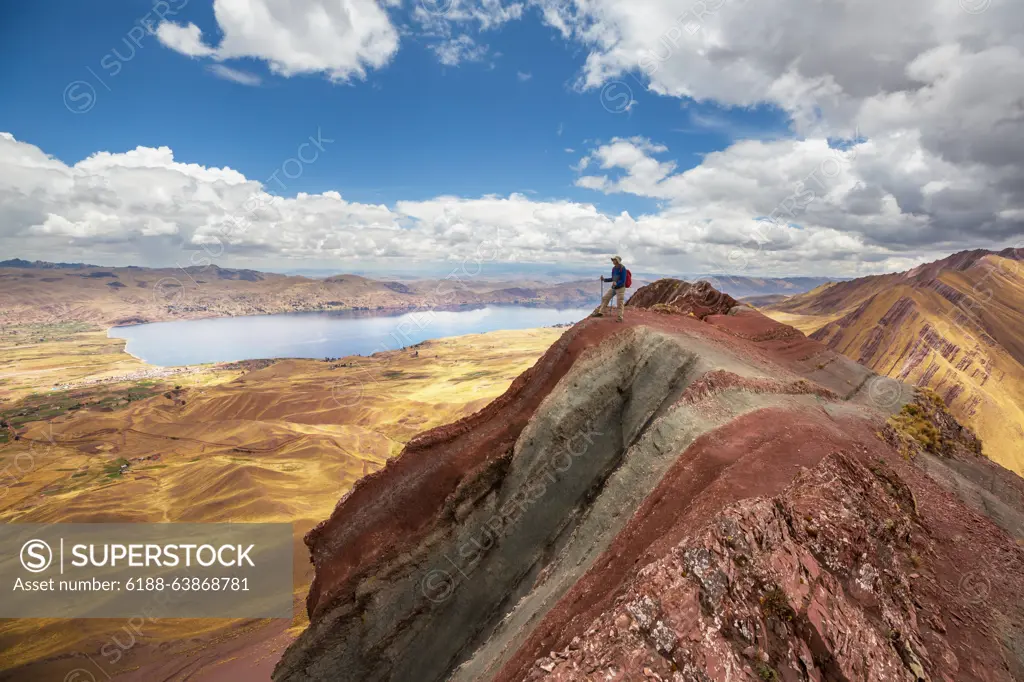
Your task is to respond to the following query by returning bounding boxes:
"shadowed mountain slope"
[274,279,1024,682]
[768,248,1024,474]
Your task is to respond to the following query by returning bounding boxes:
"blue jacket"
[605,264,626,289]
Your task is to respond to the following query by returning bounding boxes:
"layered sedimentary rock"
[772,248,1024,474]
[625,279,738,318]
[275,280,1024,682]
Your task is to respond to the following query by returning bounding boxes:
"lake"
[108,305,594,367]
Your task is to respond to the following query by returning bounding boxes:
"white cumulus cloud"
[157,0,400,81]
[2,132,1017,278]
[155,21,217,58]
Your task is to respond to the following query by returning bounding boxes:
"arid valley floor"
[0,322,562,681]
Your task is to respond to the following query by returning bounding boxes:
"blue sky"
[1,0,785,216]
[0,0,1019,277]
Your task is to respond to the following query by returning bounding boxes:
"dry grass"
[769,255,1024,475]
[0,323,148,403]
[889,403,943,453]
[759,310,841,335]
[0,326,563,677]
[759,586,795,622]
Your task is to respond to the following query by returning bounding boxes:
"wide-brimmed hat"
[611,255,622,263]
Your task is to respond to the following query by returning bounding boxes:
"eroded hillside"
[274,279,1024,682]
[0,326,562,681]
[767,248,1024,474]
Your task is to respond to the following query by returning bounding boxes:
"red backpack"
[625,269,632,288]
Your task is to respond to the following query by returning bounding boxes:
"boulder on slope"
[626,279,738,319]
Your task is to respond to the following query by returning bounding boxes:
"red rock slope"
[274,279,1024,682]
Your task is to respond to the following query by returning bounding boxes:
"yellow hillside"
[0,325,562,680]
[768,254,1024,474]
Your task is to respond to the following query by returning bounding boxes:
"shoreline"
[107,299,600,329]
[108,336,156,367]
[103,304,594,368]
[104,331,152,366]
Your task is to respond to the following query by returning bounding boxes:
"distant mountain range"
[689,274,836,298]
[2,259,835,291]
[768,247,1024,474]
[0,262,598,327]
[0,258,99,269]
[0,259,837,327]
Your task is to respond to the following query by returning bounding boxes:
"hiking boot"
[591,312,605,317]
[616,318,624,323]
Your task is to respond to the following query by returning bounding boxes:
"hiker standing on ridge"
[593,255,630,322]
